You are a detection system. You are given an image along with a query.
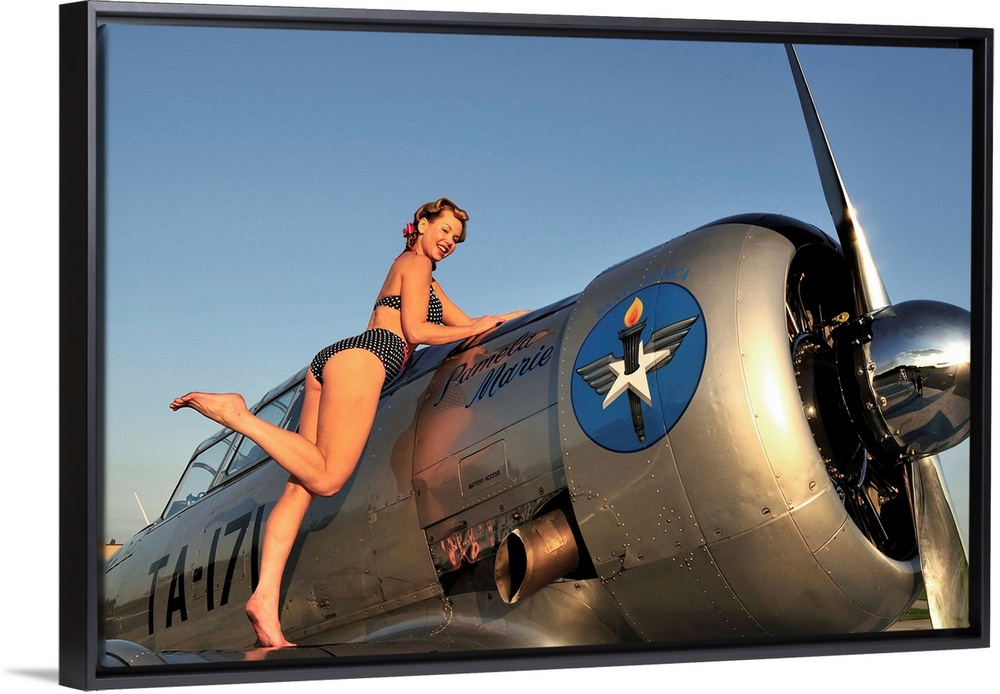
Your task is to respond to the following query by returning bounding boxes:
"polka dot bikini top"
[374,285,444,325]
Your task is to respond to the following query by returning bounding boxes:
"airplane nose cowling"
[838,300,971,459]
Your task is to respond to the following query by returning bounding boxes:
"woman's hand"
[471,315,506,334]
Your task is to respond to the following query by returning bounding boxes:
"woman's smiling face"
[416,209,464,263]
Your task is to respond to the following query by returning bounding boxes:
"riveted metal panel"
[557,231,705,586]
[601,548,765,641]
[370,495,442,601]
[303,579,640,652]
[458,440,508,499]
[432,579,643,649]
[414,406,564,529]
[784,484,849,552]
[413,315,565,476]
[708,514,896,635]
[295,587,451,648]
[667,225,792,542]
[559,442,699,580]
[280,483,382,642]
[811,519,920,619]
[734,230,846,515]
[362,384,422,512]
[411,309,567,531]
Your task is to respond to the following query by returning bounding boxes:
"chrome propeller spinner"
[786,45,971,628]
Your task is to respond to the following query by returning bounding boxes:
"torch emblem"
[572,283,705,452]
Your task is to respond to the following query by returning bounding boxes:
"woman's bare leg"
[246,479,313,647]
[173,352,386,646]
[170,350,385,496]
[309,351,385,493]
[243,372,323,647]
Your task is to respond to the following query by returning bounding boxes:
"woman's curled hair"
[407,197,469,249]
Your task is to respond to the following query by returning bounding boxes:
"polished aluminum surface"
[910,455,970,628]
[867,300,972,457]
[556,222,920,641]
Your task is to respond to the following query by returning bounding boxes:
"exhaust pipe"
[494,510,580,604]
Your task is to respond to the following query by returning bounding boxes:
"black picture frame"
[59,1,991,690]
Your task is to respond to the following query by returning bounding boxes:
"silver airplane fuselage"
[103,213,931,655]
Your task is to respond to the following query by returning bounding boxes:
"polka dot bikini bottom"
[309,328,409,386]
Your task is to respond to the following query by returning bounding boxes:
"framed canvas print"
[59,0,991,690]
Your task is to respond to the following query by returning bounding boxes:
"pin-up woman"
[171,198,529,647]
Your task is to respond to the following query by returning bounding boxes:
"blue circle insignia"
[571,283,706,452]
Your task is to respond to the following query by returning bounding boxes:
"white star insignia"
[601,341,673,409]
[575,314,700,413]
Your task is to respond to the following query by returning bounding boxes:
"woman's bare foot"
[169,392,249,429]
[245,590,296,648]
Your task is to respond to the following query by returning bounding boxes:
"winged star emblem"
[575,315,699,409]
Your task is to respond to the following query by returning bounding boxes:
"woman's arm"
[398,255,504,345]
[434,280,532,328]
[431,279,473,326]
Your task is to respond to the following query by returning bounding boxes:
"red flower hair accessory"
[402,222,417,237]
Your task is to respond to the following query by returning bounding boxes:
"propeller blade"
[785,44,891,316]
[908,454,969,628]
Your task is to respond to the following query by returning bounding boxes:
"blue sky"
[98,15,974,554]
